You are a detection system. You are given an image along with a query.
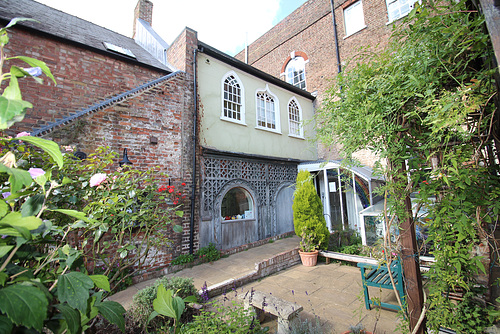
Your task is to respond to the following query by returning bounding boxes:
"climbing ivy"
[316,0,499,332]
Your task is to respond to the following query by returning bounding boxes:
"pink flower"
[28,168,45,179]
[16,132,31,138]
[90,173,107,187]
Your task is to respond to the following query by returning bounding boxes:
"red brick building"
[0,0,199,280]
[234,0,415,164]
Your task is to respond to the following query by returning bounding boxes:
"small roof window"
[103,42,136,58]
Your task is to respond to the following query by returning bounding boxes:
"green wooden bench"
[357,259,405,311]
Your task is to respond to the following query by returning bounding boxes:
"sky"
[35,0,308,56]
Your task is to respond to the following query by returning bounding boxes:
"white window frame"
[287,97,304,138]
[221,71,246,125]
[343,0,367,38]
[255,85,281,134]
[285,56,307,90]
[386,0,419,23]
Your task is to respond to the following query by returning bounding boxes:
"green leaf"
[0,315,13,334]
[0,200,8,218]
[55,303,81,334]
[0,272,8,286]
[0,212,43,231]
[4,18,38,29]
[0,78,32,129]
[95,301,125,333]
[50,209,93,223]
[173,225,183,233]
[0,164,32,193]
[0,245,14,258]
[0,284,48,331]
[175,210,184,217]
[57,271,94,312]
[153,285,179,320]
[10,56,56,84]
[89,275,111,292]
[21,194,45,217]
[12,136,63,169]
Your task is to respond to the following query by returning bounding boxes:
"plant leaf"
[55,303,81,334]
[0,315,13,333]
[50,208,93,223]
[0,284,48,331]
[95,301,125,333]
[21,193,45,217]
[0,211,42,230]
[0,245,14,258]
[10,56,56,84]
[89,274,111,292]
[57,271,94,312]
[0,164,32,193]
[12,136,63,169]
[173,225,183,233]
[152,284,177,319]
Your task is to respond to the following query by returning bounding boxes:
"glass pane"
[221,188,253,220]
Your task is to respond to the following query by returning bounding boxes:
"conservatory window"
[221,187,254,220]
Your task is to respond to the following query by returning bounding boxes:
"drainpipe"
[330,0,342,74]
[189,47,200,255]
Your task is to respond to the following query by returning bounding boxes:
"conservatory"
[298,161,385,245]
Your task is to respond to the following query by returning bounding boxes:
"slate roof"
[0,0,172,72]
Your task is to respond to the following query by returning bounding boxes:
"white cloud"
[36,0,281,56]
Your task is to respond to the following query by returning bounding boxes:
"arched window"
[288,98,303,137]
[285,56,306,90]
[256,86,280,132]
[221,187,254,220]
[222,72,245,123]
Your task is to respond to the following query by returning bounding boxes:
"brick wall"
[4,27,168,135]
[234,0,393,166]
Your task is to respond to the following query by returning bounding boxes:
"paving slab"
[109,236,402,333]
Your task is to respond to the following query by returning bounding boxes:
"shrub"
[171,253,195,265]
[195,243,221,262]
[292,170,329,250]
[181,298,268,333]
[128,276,199,332]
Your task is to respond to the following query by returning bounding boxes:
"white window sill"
[255,126,282,135]
[288,134,305,140]
[220,116,247,126]
[343,25,367,39]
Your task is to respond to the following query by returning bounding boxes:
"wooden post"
[399,179,425,334]
[478,0,500,67]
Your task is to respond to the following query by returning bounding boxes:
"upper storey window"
[344,1,366,37]
[285,56,306,90]
[386,0,418,22]
[288,98,303,138]
[222,72,245,124]
[256,86,280,133]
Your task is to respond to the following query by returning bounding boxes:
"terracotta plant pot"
[299,250,319,266]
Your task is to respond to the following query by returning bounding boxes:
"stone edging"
[199,246,300,298]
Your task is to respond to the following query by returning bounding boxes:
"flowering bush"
[0,19,125,333]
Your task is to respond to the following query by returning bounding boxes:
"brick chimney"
[133,0,153,38]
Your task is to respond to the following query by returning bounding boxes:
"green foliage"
[292,170,329,250]
[181,297,268,334]
[0,19,125,333]
[128,276,199,332]
[171,253,195,265]
[195,243,221,262]
[316,0,499,332]
[148,284,197,334]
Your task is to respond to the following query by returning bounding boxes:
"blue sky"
[36,0,308,56]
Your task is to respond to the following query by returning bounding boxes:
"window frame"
[343,0,367,38]
[255,85,281,134]
[287,97,304,138]
[385,0,419,23]
[221,71,246,125]
[285,56,307,90]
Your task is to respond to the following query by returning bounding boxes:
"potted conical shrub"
[293,170,329,266]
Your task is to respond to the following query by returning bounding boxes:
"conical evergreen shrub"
[292,170,329,250]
